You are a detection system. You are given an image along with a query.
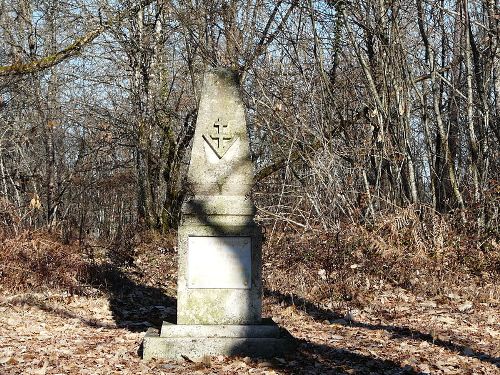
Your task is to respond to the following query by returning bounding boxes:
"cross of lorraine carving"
[203,119,237,159]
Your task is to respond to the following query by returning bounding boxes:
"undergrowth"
[263,206,499,306]
[0,231,89,293]
[0,206,498,308]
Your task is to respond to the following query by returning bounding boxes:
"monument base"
[142,320,295,360]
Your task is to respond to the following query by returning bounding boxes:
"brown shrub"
[263,206,500,306]
[0,231,89,293]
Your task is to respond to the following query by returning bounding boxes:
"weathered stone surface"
[187,68,253,198]
[182,196,256,216]
[143,322,295,361]
[159,320,281,338]
[176,221,262,325]
[142,67,293,361]
[175,68,262,325]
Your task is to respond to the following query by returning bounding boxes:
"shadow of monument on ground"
[83,248,496,372]
[96,266,419,372]
[90,263,177,332]
[283,340,421,375]
[265,288,500,368]
[3,294,117,329]
[265,288,344,321]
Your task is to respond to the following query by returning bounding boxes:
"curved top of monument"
[187,68,253,198]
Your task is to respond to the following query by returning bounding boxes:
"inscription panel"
[188,236,251,289]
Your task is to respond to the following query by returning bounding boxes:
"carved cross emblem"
[203,119,236,158]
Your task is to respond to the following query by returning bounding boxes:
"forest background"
[0,0,498,318]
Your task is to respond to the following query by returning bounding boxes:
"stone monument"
[142,68,293,360]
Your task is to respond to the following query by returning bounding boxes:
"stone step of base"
[159,320,282,338]
[143,328,295,361]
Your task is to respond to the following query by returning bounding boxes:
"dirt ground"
[0,284,498,375]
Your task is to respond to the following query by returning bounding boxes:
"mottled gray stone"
[143,331,295,361]
[176,68,261,325]
[186,68,253,197]
[182,196,256,216]
[176,221,262,325]
[142,67,293,360]
[143,321,295,361]
[159,320,281,338]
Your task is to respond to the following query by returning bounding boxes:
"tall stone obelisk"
[143,68,293,360]
[176,67,261,325]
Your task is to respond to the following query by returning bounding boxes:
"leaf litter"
[0,229,498,374]
[0,287,498,374]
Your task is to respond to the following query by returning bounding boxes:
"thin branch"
[241,0,298,74]
[0,1,154,77]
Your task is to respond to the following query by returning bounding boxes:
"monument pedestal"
[143,320,295,360]
[176,197,262,325]
[143,198,295,360]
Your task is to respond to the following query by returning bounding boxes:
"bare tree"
[0,0,497,241]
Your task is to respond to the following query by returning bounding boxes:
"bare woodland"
[0,0,499,373]
[0,0,498,236]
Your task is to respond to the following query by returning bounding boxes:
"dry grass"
[0,208,498,374]
[0,231,89,294]
[263,206,500,308]
[0,206,498,309]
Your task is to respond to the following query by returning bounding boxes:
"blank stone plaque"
[187,236,251,289]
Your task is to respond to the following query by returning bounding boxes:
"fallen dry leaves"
[0,286,498,374]
[266,287,500,374]
[1,229,498,373]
